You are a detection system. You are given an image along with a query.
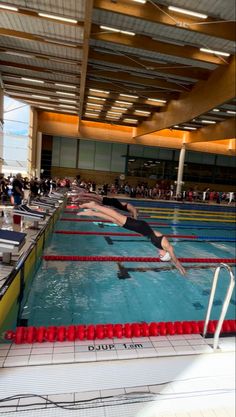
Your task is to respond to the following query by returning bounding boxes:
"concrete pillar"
[28,107,38,177]
[35,131,42,178]
[175,145,186,197]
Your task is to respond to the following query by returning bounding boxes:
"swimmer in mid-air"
[77,201,186,275]
[71,187,138,219]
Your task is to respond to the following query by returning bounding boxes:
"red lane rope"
[43,255,236,263]
[55,230,197,238]
[5,319,236,344]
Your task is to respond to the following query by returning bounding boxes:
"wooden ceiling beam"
[0,60,80,77]
[0,28,82,48]
[2,74,79,88]
[89,50,211,81]
[3,81,79,95]
[94,0,236,42]
[0,46,81,65]
[91,26,226,66]
[134,55,236,137]
[185,118,236,143]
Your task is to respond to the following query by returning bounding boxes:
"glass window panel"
[159,149,173,160]
[60,137,77,168]
[129,144,144,157]
[110,143,127,172]
[52,136,61,166]
[143,146,158,159]
[78,140,95,169]
[94,141,112,171]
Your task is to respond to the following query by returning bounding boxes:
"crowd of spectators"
[0,174,235,208]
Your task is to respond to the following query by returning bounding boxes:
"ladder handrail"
[203,263,235,350]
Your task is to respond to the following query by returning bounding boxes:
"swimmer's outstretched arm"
[161,236,186,276]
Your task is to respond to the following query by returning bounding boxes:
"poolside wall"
[0,206,63,340]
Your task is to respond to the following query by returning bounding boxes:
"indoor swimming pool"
[19,201,236,328]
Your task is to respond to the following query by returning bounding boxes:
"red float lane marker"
[55,230,197,238]
[42,255,236,263]
[5,319,236,344]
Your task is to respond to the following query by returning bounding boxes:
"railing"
[203,263,235,350]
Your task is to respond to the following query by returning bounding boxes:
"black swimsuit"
[123,217,164,249]
[102,197,128,212]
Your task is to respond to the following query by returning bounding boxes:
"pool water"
[20,202,236,326]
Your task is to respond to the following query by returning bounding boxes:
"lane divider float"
[5,319,236,344]
[42,255,236,263]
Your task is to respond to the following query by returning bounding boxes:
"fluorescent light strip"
[5,51,33,58]
[147,98,166,103]
[0,4,18,11]
[56,91,76,96]
[115,100,133,106]
[21,77,44,84]
[86,103,103,108]
[200,48,230,57]
[132,0,147,3]
[174,125,179,128]
[100,25,135,36]
[213,108,220,112]
[134,110,150,115]
[55,83,77,89]
[85,113,98,117]
[89,88,109,94]
[88,96,106,101]
[111,106,127,111]
[32,94,50,100]
[201,120,216,124]
[59,104,76,108]
[107,111,122,115]
[123,118,138,123]
[119,94,139,99]
[184,126,197,130]
[168,6,208,19]
[226,110,236,114]
[38,12,78,23]
[58,99,77,103]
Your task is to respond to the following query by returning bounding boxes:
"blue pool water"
[20,202,236,326]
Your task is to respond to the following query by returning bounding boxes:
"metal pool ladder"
[203,263,235,350]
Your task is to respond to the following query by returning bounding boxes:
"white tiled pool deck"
[0,335,235,416]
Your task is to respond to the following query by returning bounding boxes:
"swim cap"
[160,251,171,262]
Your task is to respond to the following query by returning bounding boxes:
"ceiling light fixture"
[56,91,76,96]
[115,100,133,106]
[89,88,110,94]
[226,110,236,114]
[183,126,197,130]
[200,48,230,57]
[132,0,146,3]
[55,83,77,89]
[87,96,106,101]
[119,94,139,99]
[123,118,138,123]
[134,110,150,115]
[0,4,18,11]
[100,25,135,36]
[111,106,128,111]
[212,108,220,112]
[107,111,122,115]
[87,103,103,108]
[168,6,208,19]
[38,13,78,23]
[31,94,50,100]
[85,113,98,117]
[59,104,77,108]
[174,125,179,128]
[201,120,216,124]
[147,98,167,103]
[5,51,33,58]
[58,99,77,103]
[21,77,44,83]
